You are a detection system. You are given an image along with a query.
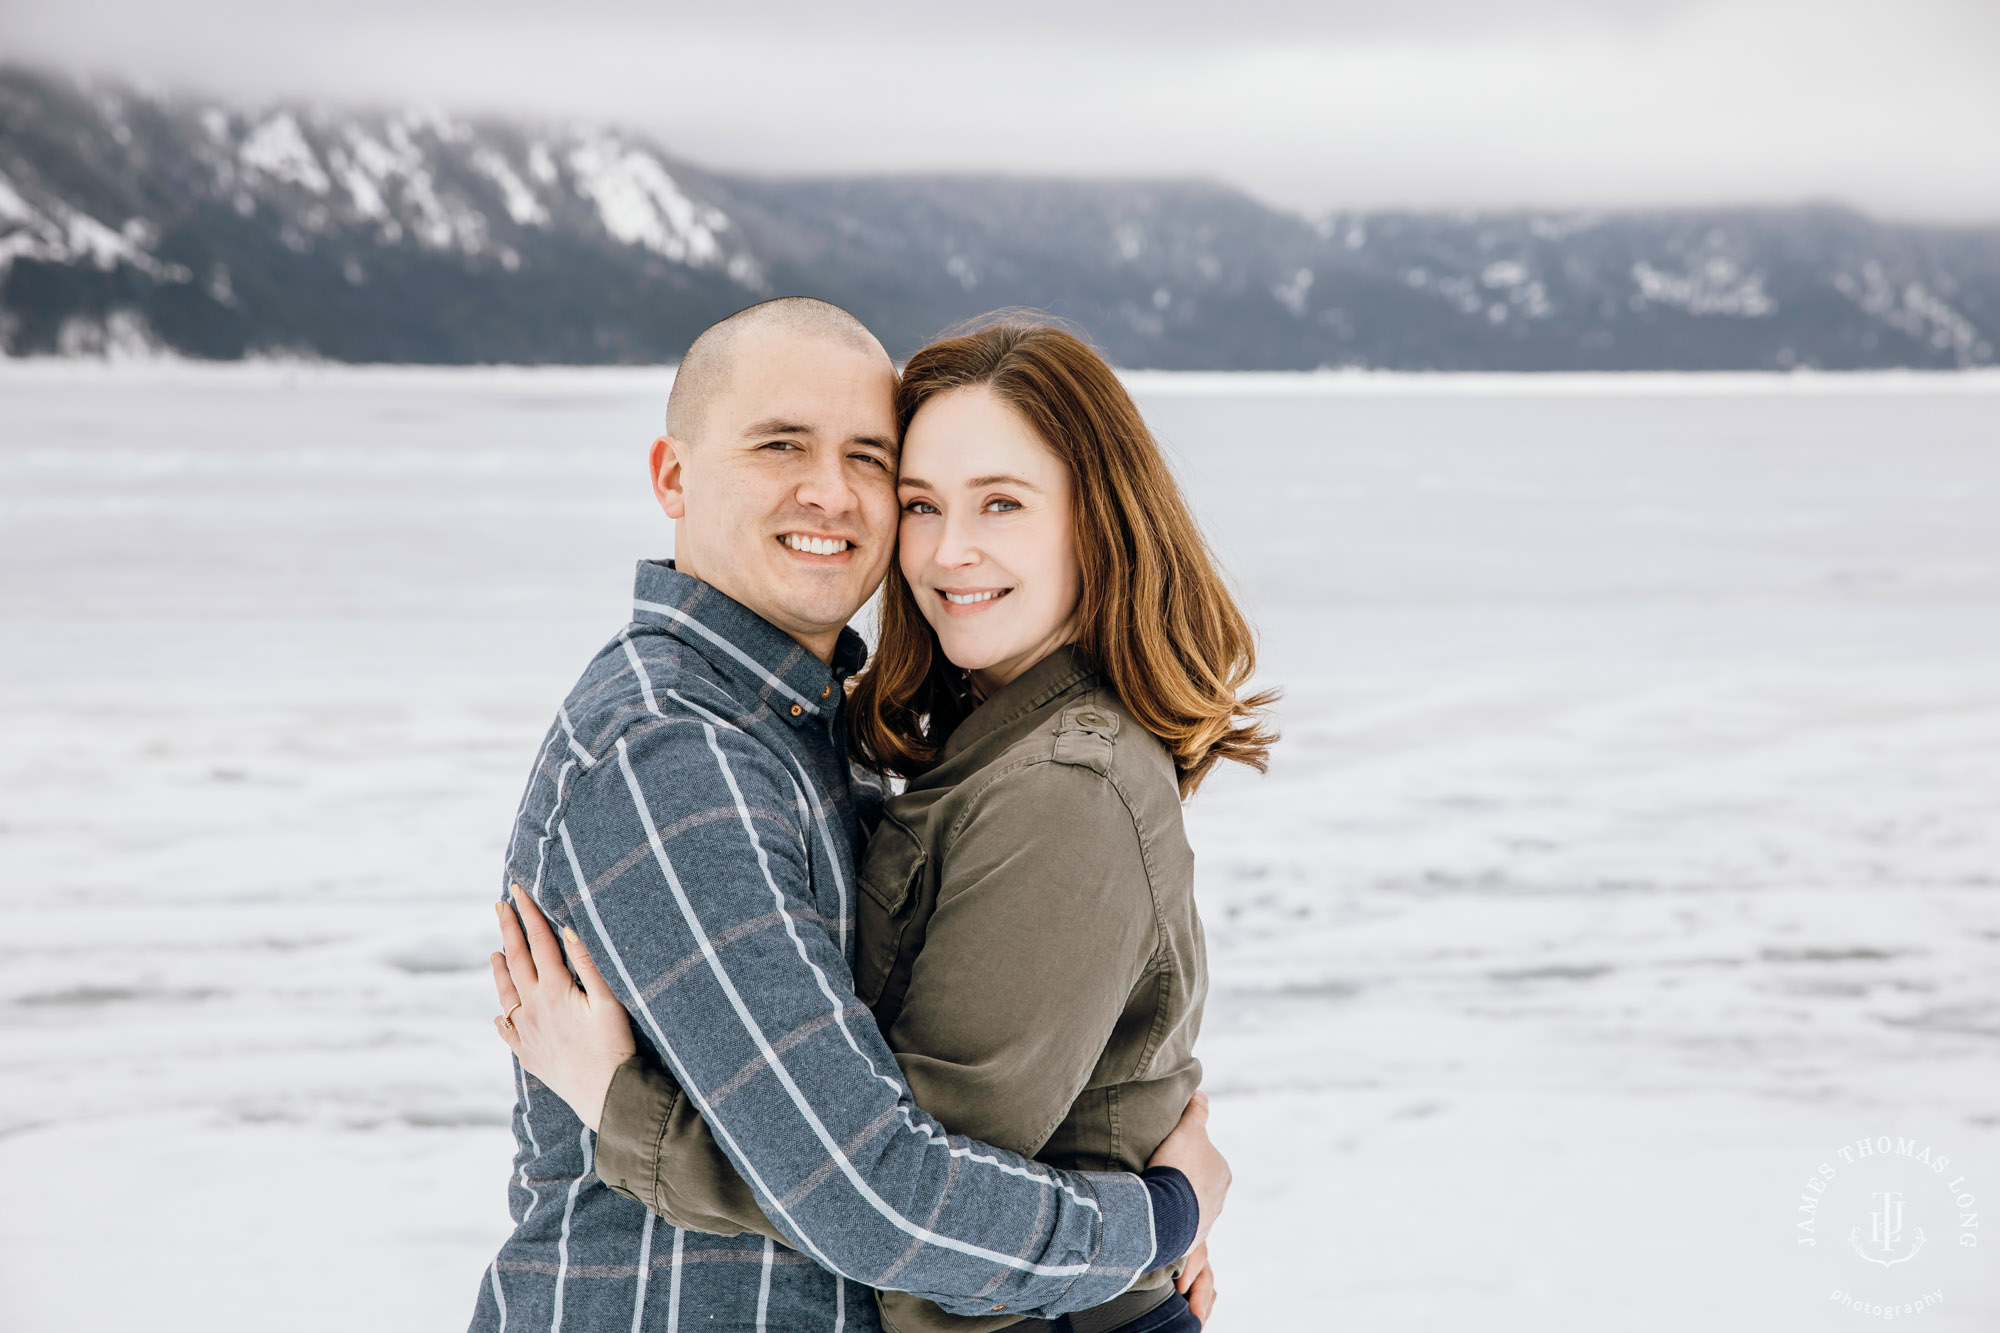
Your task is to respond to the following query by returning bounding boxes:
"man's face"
[651,327,900,660]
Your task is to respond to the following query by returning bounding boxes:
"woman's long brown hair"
[848,317,1278,798]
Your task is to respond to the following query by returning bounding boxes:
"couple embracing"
[472,299,1276,1333]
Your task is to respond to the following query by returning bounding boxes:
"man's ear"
[649,435,688,519]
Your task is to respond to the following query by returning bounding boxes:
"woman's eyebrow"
[967,473,1040,491]
[896,473,1042,491]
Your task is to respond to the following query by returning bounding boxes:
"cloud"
[4,0,1996,220]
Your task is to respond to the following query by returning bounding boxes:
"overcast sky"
[5,0,1997,222]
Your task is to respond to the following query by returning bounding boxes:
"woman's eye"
[985,498,1022,513]
[902,499,939,516]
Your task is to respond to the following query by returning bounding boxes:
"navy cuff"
[1140,1165,1199,1270]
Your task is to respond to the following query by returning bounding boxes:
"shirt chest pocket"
[852,815,928,1011]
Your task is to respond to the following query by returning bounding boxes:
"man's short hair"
[666,297,887,442]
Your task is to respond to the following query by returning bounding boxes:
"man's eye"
[760,439,801,451]
[852,453,889,471]
[902,499,939,516]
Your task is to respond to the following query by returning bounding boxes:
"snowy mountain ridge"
[3,64,1996,369]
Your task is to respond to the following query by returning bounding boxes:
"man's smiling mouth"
[780,533,853,556]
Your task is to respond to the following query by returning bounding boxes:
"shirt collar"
[941,643,1095,761]
[631,559,865,729]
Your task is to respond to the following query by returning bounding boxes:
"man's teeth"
[783,534,850,556]
[943,590,1005,605]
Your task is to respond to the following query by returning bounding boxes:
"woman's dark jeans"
[1056,1289,1203,1333]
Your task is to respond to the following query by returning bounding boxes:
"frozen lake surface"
[2,364,1998,1331]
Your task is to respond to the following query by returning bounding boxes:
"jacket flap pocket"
[857,816,926,914]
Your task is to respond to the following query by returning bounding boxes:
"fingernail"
[562,926,580,944]
[495,901,505,916]
[509,883,521,900]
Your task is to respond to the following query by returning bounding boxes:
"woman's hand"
[490,883,638,1132]
[1175,1241,1217,1325]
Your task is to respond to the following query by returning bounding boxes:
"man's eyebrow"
[740,418,814,438]
[740,420,896,455]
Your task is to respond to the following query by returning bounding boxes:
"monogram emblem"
[1849,1190,1927,1268]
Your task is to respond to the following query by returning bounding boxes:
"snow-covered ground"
[2,365,1996,1331]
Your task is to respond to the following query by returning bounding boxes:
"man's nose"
[793,449,856,515]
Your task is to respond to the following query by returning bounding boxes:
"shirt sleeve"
[539,699,1156,1317]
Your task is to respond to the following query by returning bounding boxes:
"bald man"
[468,299,1197,1333]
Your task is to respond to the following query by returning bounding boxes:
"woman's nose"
[932,514,981,568]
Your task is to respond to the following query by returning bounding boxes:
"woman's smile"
[936,586,1012,613]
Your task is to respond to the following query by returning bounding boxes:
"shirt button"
[789,704,803,717]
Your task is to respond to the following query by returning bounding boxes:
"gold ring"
[502,1001,524,1026]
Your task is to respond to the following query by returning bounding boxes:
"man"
[469,298,1225,1333]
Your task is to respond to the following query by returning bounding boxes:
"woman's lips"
[935,587,1011,616]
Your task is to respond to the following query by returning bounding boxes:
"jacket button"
[1077,711,1107,728]
[789,704,804,717]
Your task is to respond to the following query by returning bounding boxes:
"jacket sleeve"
[876,760,1162,1331]
[537,698,1156,1316]
[594,1050,788,1244]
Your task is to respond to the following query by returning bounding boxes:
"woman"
[492,319,1276,1332]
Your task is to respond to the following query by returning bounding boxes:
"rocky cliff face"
[3,65,1994,369]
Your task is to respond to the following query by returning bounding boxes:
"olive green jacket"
[594,644,1207,1332]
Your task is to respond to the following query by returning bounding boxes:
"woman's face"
[896,385,1081,696]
